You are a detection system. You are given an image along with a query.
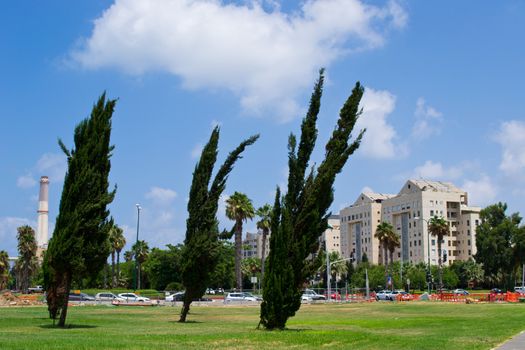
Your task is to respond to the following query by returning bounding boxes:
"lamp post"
[134,204,141,291]
[415,216,431,294]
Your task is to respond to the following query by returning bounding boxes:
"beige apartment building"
[320,215,342,255]
[340,180,480,266]
[242,231,270,260]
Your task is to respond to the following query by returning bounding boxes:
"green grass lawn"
[1,302,524,349]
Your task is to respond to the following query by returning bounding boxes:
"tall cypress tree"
[179,126,258,322]
[43,94,116,327]
[260,69,365,329]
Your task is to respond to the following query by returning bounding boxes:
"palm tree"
[114,229,126,287]
[226,192,255,290]
[0,250,10,290]
[132,240,149,290]
[375,222,394,267]
[108,224,125,287]
[256,204,272,284]
[385,230,401,269]
[15,225,38,293]
[429,216,450,291]
[124,250,133,262]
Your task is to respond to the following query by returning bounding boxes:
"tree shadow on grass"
[170,320,203,324]
[39,324,98,329]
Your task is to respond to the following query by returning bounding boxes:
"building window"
[432,240,435,246]
[430,210,434,216]
[468,240,471,246]
[467,220,470,226]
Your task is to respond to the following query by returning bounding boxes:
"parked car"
[514,286,525,294]
[242,292,262,301]
[224,292,259,303]
[165,292,213,302]
[206,288,216,295]
[452,289,469,295]
[28,285,44,293]
[69,292,95,301]
[301,289,326,301]
[375,290,393,301]
[95,292,125,302]
[215,288,225,294]
[166,292,185,302]
[117,293,151,302]
[491,288,503,294]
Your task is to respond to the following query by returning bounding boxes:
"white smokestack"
[37,176,49,249]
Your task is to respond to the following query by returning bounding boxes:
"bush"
[165,282,183,292]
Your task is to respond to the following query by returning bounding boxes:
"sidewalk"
[495,331,525,350]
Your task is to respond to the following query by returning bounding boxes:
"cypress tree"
[43,94,116,327]
[260,69,365,329]
[179,126,258,322]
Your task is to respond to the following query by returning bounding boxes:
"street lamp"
[134,204,141,291]
[414,216,431,294]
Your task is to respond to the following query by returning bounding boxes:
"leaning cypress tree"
[260,69,365,329]
[179,126,258,322]
[43,94,116,327]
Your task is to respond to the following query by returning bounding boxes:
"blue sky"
[1,1,524,257]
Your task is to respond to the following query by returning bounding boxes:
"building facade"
[320,215,342,255]
[242,231,270,260]
[340,180,480,266]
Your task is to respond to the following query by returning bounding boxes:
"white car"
[301,289,326,301]
[224,292,259,303]
[117,293,151,302]
[206,288,216,295]
[375,290,393,301]
[95,292,125,302]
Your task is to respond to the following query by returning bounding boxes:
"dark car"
[69,292,95,301]
[491,288,503,294]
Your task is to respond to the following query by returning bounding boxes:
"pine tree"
[43,93,116,327]
[179,126,258,322]
[260,69,365,329]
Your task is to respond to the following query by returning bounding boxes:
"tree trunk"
[137,262,141,290]
[384,245,388,267]
[58,271,72,328]
[116,251,121,287]
[437,235,443,291]
[179,301,191,322]
[235,220,243,290]
[103,264,108,289]
[111,251,115,288]
[261,228,268,286]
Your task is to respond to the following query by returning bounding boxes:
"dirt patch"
[0,291,44,306]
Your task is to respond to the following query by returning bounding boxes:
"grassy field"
[1,302,524,349]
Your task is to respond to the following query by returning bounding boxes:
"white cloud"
[71,0,406,121]
[361,186,374,193]
[412,160,463,180]
[36,153,67,184]
[356,87,406,158]
[462,175,498,207]
[145,186,177,204]
[16,153,67,190]
[494,120,525,178]
[191,143,204,159]
[0,217,36,256]
[412,97,443,140]
[16,174,36,189]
